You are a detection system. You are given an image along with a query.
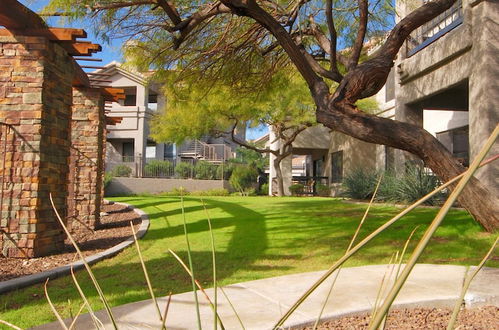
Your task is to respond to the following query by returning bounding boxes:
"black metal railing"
[407,0,463,56]
[292,176,329,195]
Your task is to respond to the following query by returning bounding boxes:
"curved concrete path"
[34,264,498,329]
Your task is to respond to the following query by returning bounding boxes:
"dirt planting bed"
[0,203,141,282]
[304,306,499,329]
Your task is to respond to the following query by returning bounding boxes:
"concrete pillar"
[394,101,423,173]
[468,0,499,196]
[68,87,105,231]
[0,35,73,257]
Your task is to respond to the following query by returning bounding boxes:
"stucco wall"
[106,177,231,195]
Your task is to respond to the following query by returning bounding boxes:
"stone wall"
[0,35,74,257]
[67,87,105,231]
[106,177,231,195]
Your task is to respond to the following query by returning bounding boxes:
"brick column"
[67,87,105,231]
[0,35,73,258]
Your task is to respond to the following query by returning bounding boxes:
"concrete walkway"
[34,264,499,330]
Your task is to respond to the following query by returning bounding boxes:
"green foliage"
[149,69,316,146]
[229,165,258,195]
[235,147,266,170]
[395,165,444,206]
[316,184,331,197]
[175,162,194,179]
[194,161,219,180]
[103,172,113,188]
[260,183,269,195]
[289,184,305,196]
[342,165,445,205]
[216,162,235,181]
[111,164,132,177]
[143,160,173,177]
[161,187,190,196]
[190,188,230,196]
[342,167,378,199]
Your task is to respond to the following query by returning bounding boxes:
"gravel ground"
[0,203,141,282]
[304,306,499,329]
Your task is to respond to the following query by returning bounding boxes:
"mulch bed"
[0,202,141,282]
[305,306,499,329]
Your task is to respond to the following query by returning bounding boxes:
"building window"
[331,151,343,183]
[123,87,137,106]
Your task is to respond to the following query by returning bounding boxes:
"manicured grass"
[0,196,496,328]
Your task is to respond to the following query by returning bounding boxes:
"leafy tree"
[44,0,498,230]
[149,70,316,196]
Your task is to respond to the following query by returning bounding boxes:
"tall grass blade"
[180,196,202,330]
[161,292,173,330]
[369,124,499,329]
[369,252,398,329]
[274,154,498,328]
[313,174,384,329]
[69,266,103,330]
[130,222,164,327]
[201,198,218,330]
[49,193,118,329]
[68,302,87,330]
[44,279,69,330]
[446,236,498,330]
[220,287,245,330]
[168,249,226,329]
[0,319,22,330]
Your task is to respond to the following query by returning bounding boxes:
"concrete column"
[68,87,105,231]
[393,101,423,173]
[0,35,73,257]
[468,0,499,196]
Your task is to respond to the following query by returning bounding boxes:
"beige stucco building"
[269,0,498,196]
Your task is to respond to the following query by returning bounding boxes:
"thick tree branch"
[155,0,181,25]
[229,122,275,155]
[325,0,337,71]
[333,0,457,104]
[348,0,368,71]
[170,2,231,49]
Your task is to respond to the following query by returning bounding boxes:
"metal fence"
[107,157,230,180]
[407,0,463,56]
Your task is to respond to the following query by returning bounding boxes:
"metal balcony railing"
[407,0,463,56]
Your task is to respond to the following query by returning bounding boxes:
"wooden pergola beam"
[0,0,47,29]
[0,28,87,41]
[61,42,102,56]
[101,87,126,102]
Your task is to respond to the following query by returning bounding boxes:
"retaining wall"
[106,177,231,195]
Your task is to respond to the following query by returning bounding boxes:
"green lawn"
[0,196,496,328]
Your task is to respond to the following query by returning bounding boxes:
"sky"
[21,1,270,140]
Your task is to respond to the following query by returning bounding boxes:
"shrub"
[195,161,218,180]
[190,188,229,196]
[289,183,305,196]
[103,172,113,188]
[175,162,194,179]
[316,183,330,197]
[260,183,269,195]
[161,186,190,196]
[143,160,173,177]
[111,164,132,177]
[229,165,258,195]
[375,171,399,202]
[216,162,235,180]
[395,165,444,205]
[342,167,378,199]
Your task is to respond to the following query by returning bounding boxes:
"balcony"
[407,0,463,57]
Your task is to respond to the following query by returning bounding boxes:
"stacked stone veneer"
[0,35,74,258]
[68,87,105,231]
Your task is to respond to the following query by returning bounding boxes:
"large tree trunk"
[273,155,285,197]
[316,101,499,232]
